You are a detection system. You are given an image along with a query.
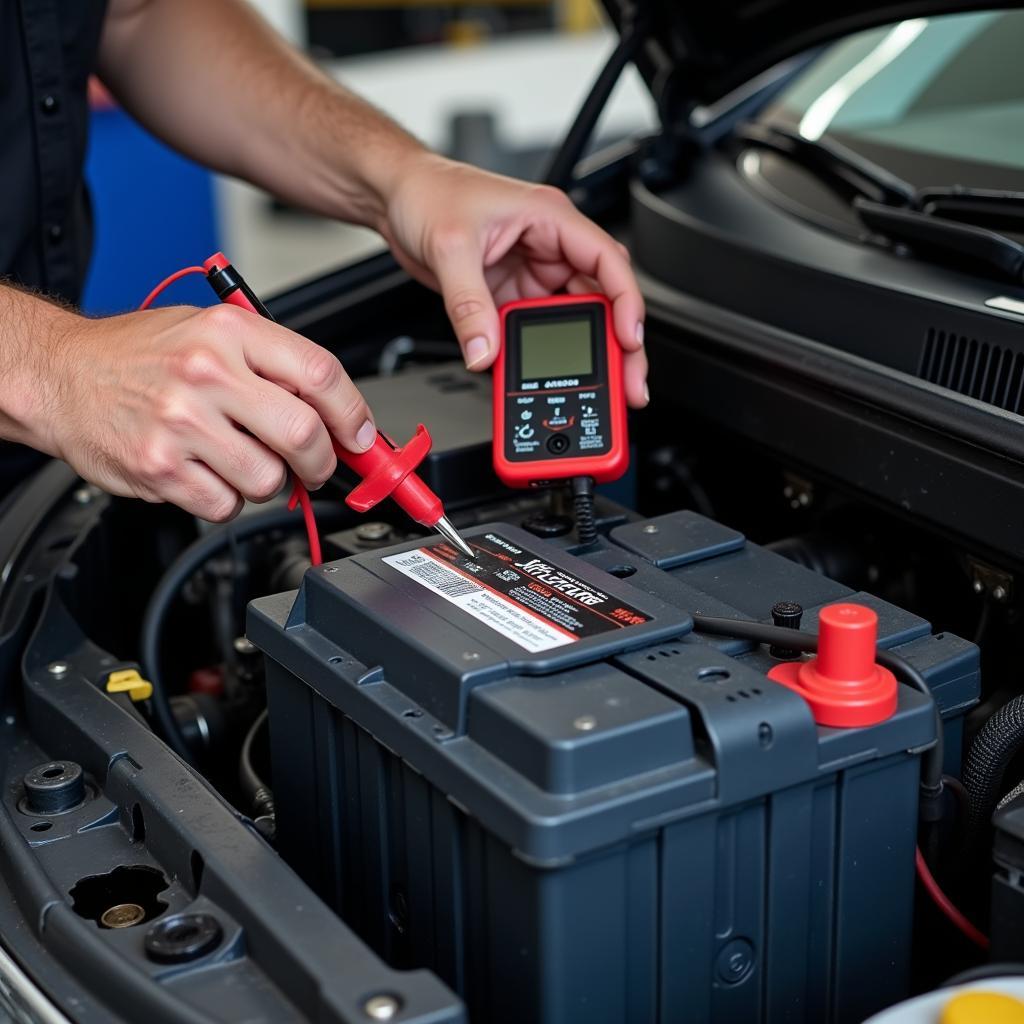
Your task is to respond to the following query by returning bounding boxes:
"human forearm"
[0,285,75,454]
[98,0,426,229]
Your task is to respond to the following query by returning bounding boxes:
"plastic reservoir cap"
[767,602,898,728]
[941,991,1024,1024]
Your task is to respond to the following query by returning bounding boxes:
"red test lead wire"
[139,266,207,310]
[915,847,990,950]
[287,480,322,567]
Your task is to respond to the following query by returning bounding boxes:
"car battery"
[248,511,980,1024]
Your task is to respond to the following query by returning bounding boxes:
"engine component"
[249,510,980,1024]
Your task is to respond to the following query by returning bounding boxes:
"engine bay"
[3,325,1024,1022]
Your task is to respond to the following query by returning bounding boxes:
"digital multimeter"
[493,294,628,488]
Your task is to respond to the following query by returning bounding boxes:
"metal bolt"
[233,636,257,655]
[356,522,393,543]
[101,903,146,929]
[47,661,69,677]
[72,486,95,505]
[993,585,1008,602]
[642,524,659,535]
[363,995,401,1020]
[972,580,985,594]
[573,714,597,732]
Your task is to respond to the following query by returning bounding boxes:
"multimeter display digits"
[494,295,628,487]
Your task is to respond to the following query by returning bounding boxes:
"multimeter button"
[542,416,575,431]
[546,434,570,455]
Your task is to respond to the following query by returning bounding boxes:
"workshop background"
[81,0,655,315]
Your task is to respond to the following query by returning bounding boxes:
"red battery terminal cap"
[767,602,898,728]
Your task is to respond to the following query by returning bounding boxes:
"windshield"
[748,10,1024,218]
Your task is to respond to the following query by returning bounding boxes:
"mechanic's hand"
[42,305,374,522]
[380,154,649,408]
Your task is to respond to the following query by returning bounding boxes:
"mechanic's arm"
[97,0,648,406]
[0,285,374,520]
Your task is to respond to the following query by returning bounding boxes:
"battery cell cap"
[767,603,898,728]
[940,991,1024,1024]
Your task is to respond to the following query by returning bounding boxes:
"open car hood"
[600,0,1024,115]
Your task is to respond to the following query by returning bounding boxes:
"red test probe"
[139,254,473,563]
[202,253,474,560]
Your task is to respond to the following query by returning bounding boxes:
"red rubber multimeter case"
[492,294,628,487]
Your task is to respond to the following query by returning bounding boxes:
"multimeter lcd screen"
[519,319,593,380]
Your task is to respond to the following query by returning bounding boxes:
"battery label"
[381,532,650,653]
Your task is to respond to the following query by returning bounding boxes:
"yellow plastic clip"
[105,669,153,703]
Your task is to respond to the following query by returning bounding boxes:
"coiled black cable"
[963,693,1024,835]
[572,475,597,546]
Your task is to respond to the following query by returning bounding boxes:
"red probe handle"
[203,252,444,527]
[335,427,441,525]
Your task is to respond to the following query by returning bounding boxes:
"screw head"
[573,714,597,732]
[101,903,146,929]
[993,585,1008,602]
[363,995,402,1020]
[973,580,985,594]
[47,661,69,677]
[715,937,755,984]
[72,486,96,505]
[641,524,659,534]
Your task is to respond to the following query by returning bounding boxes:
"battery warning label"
[381,532,649,653]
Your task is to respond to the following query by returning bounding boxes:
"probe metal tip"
[435,516,474,559]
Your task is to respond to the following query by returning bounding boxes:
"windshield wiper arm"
[736,123,1024,281]
[854,198,1024,285]
[916,185,1024,233]
[735,122,916,207]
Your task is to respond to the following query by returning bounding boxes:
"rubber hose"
[963,693,1024,834]
[240,709,274,818]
